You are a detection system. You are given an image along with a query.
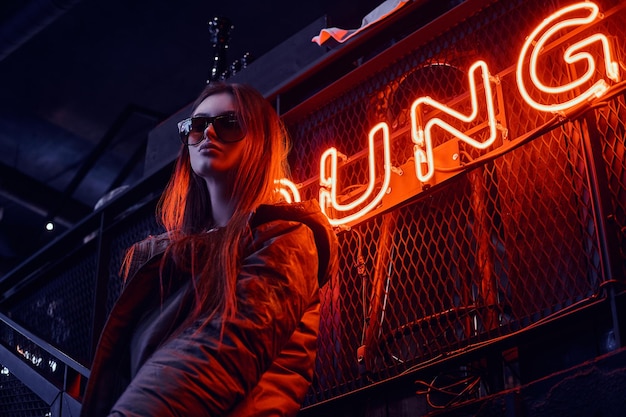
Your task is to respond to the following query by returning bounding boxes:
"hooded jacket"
[80,200,338,417]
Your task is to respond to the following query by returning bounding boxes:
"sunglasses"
[177,112,245,145]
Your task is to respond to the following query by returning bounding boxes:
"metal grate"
[293,0,626,405]
[0,362,49,417]
[594,95,626,267]
[6,248,97,367]
[105,206,163,317]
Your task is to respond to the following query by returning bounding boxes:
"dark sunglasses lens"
[178,118,206,145]
[179,114,244,145]
[189,118,208,133]
[213,115,244,143]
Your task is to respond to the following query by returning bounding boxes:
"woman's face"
[188,92,246,180]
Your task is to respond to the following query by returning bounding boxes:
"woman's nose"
[203,122,217,139]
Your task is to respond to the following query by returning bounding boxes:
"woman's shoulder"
[128,231,172,261]
[250,200,327,228]
[250,200,338,287]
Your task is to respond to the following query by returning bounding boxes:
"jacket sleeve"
[107,220,320,416]
[227,303,320,417]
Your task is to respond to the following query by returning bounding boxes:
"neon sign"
[319,122,392,225]
[411,60,499,183]
[516,2,620,112]
[279,1,621,227]
[275,178,301,203]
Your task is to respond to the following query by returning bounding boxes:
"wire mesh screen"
[594,96,626,263]
[293,0,626,405]
[105,205,164,316]
[0,362,49,417]
[5,248,97,367]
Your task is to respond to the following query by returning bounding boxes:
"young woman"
[80,83,338,416]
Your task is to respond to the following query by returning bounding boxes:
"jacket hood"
[251,200,339,287]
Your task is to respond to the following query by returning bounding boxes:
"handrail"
[0,312,90,378]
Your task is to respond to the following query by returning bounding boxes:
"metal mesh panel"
[105,205,163,317]
[296,0,626,406]
[0,363,49,417]
[594,95,626,273]
[493,125,600,320]
[6,248,97,366]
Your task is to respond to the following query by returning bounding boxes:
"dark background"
[0,0,383,275]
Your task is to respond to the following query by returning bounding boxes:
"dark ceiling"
[0,0,384,275]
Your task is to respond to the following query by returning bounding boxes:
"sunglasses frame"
[177,112,245,145]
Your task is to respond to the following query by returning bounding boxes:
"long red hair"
[138,83,290,332]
